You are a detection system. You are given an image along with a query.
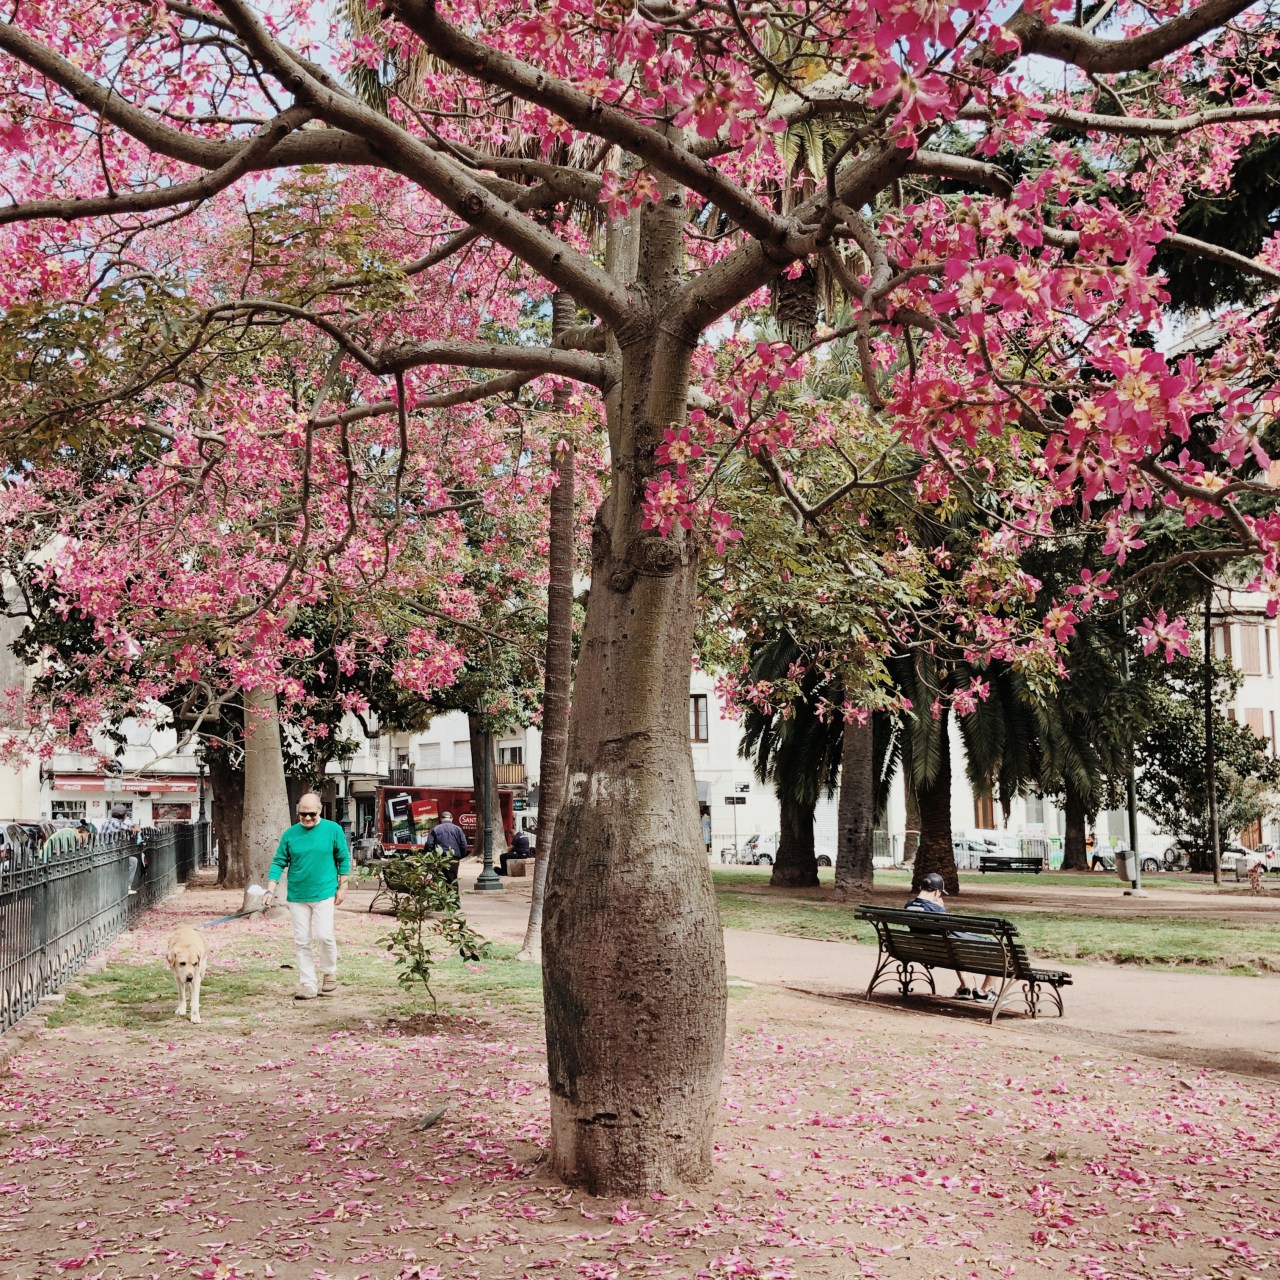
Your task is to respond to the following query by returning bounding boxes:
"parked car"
[741,832,778,866]
[1162,837,1250,872]
[1233,844,1280,878]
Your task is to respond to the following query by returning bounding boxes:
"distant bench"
[855,904,1072,1023]
[979,856,1043,874]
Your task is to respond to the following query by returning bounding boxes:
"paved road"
[405,864,1280,1082]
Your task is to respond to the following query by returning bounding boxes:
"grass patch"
[713,876,1280,973]
[44,959,279,1030]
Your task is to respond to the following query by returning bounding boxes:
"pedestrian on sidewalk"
[426,810,469,888]
[905,872,998,1004]
[263,793,351,1000]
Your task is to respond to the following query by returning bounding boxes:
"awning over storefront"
[696,780,709,803]
[54,775,198,794]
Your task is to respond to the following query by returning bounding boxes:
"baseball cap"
[920,872,947,893]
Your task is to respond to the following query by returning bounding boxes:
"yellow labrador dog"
[166,926,209,1024]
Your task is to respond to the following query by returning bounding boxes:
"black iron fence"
[0,821,207,1033]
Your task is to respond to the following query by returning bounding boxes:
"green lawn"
[713,868,1280,974]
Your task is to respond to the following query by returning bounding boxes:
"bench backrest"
[856,905,1031,980]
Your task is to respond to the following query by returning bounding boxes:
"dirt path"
[462,868,1280,1081]
[0,878,1276,1280]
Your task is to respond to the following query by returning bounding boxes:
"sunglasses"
[297,810,321,818]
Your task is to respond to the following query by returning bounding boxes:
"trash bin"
[1114,849,1137,883]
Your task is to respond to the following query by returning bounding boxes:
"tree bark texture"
[912,710,959,894]
[521,291,577,960]
[542,323,726,1194]
[209,757,244,888]
[236,686,292,894]
[771,784,818,887]
[834,716,876,899]
[1061,784,1089,871]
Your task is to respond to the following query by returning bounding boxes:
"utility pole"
[1205,588,1221,885]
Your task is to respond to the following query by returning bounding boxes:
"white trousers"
[288,897,337,992]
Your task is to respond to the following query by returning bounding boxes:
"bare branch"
[959,101,1280,137]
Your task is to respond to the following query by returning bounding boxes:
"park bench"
[367,857,415,913]
[855,904,1072,1024]
[978,856,1043,874]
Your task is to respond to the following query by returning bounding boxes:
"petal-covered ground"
[1,886,1277,1280]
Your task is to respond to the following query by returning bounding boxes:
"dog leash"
[204,906,266,927]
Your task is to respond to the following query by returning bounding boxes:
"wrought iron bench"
[978,856,1043,874]
[855,904,1072,1023]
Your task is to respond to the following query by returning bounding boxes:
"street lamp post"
[194,739,208,868]
[339,754,354,844]
[473,727,503,892]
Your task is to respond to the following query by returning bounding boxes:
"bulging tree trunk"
[521,292,577,962]
[771,784,817,887]
[1062,785,1089,871]
[834,716,875,899]
[542,329,726,1194]
[912,710,960,894]
[234,685,291,894]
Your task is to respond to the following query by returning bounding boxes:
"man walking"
[263,793,350,1000]
[426,810,470,887]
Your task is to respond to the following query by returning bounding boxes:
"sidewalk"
[454,867,1280,1082]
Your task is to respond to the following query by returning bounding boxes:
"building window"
[51,800,87,821]
[1246,707,1265,737]
[689,694,709,742]
[1214,624,1233,661]
[498,745,523,766]
[1241,623,1262,676]
[417,742,441,768]
[453,739,472,766]
[1271,710,1277,758]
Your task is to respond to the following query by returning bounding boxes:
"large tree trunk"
[521,291,577,961]
[1061,783,1089,871]
[770,784,817,887]
[912,710,959,894]
[235,686,291,894]
[542,317,726,1193]
[834,716,875,899]
[468,712,504,861]
[209,757,244,888]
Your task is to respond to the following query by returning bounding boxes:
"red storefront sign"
[54,775,199,794]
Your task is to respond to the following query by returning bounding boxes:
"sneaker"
[320,973,337,995]
[972,990,997,1004]
[954,987,973,999]
[294,986,318,1001]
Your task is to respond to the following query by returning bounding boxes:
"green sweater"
[269,818,351,903]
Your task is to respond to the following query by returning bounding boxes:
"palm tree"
[738,633,843,888]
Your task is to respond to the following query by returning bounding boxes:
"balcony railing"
[386,768,415,786]
[494,762,526,788]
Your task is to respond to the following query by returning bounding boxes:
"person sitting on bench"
[905,872,997,1004]
[497,828,532,876]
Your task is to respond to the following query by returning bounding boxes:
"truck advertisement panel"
[377,786,515,854]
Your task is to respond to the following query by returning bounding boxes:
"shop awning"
[54,775,198,793]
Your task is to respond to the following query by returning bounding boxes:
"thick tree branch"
[911,151,1014,197]
[213,0,633,330]
[0,106,313,226]
[1041,226,1280,285]
[960,101,1280,136]
[388,0,799,250]
[1011,0,1257,74]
